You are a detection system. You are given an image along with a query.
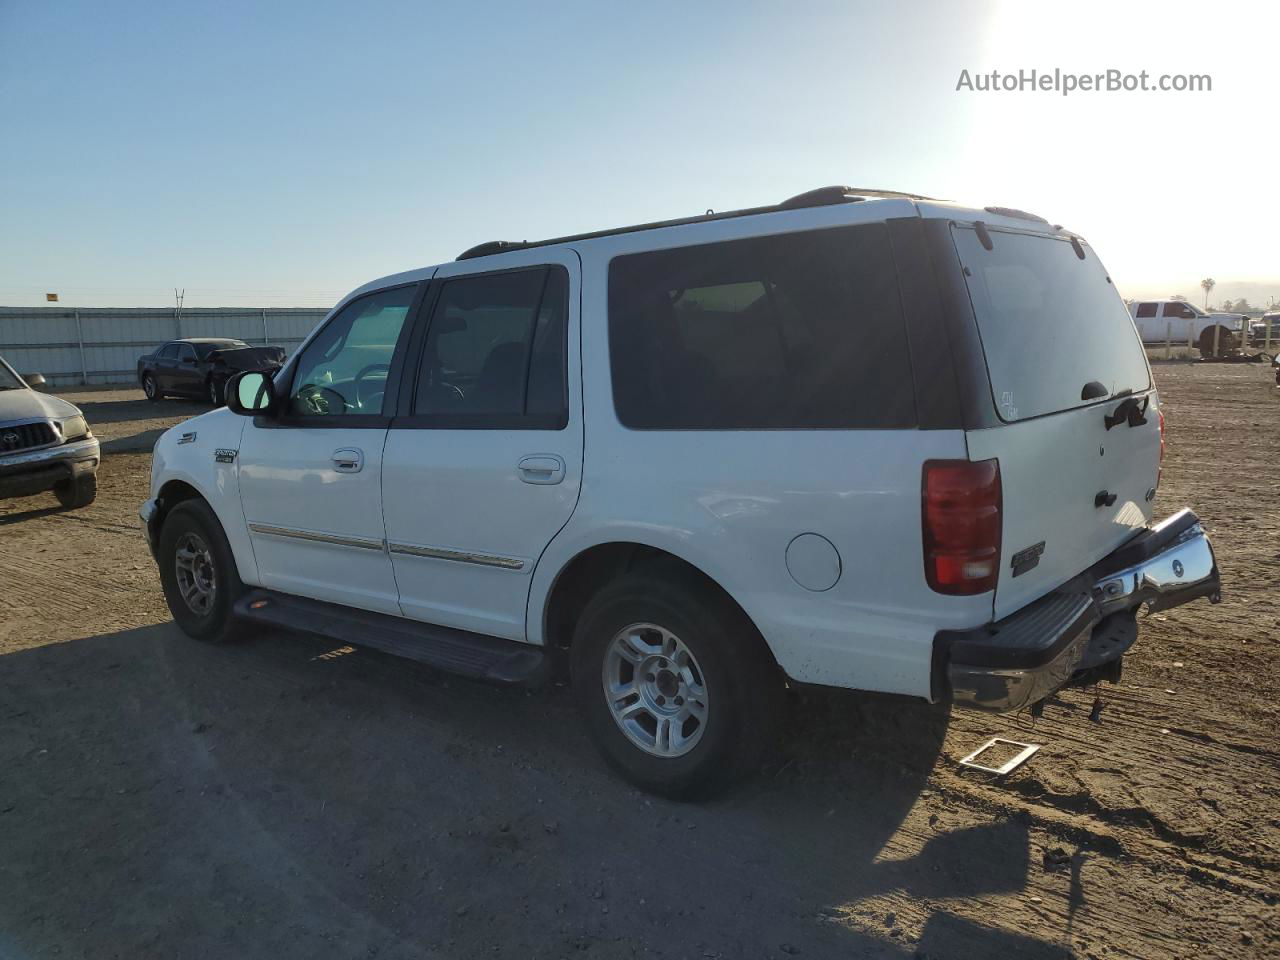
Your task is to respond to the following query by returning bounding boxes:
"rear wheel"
[571,569,783,798]
[142,373,162,401]
[54,473,96,509]
[158,500,244,643]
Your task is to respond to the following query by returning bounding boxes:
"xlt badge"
[1010,541,1045,578]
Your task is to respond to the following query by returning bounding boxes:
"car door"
[1159,301,1196,343]
[381,252,583,641]
[153,343,180,391]
[1132,301,1158,342]
[172,342,201,395]
[237,282,425,615]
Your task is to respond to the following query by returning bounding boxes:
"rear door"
[153,343,180,390]
[172,342,201,395]
[951,225,1161,619]
[1132,301,1159,342]
[381,251,582,641]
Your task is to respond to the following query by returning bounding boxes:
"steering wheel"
[295,383,349,416]
[350,362,391,411]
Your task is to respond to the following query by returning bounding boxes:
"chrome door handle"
[518,455,565,485]
[331,447,364,473]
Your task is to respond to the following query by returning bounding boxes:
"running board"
[232,589,547,686]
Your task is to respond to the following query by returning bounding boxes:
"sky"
[1,0,1276,309]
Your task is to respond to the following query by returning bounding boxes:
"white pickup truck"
[1129,299,1249,357]
[142,188,1222,797]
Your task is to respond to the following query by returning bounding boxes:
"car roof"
[340,186,1074,313]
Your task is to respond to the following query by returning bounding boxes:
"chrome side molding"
[387,541,525,571]
[247,523,384,552]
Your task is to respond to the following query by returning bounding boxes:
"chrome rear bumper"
[942,509,1219,713]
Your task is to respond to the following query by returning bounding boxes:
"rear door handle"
[332,447,364,473]
[518,455,565,485]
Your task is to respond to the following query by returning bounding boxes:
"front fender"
[149,411,256,584]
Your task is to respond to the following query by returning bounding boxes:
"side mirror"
[23,373,46,390]
[226,370,278,417]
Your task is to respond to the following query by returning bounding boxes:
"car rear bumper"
[0,436,100,500]
[938,508,1220,713]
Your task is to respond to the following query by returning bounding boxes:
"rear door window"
[608,224,916,429]
[1135,302,1157,318]
[953,226,1151,422]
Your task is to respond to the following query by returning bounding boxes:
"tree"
[1200,277,1216,308]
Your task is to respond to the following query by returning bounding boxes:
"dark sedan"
[137,339,286,405]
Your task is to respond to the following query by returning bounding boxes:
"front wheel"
[158,500,245,643]
[1198,326,1237,358]
[54,473,96,509]
[571,570,783,799]
[142,373,162,401]
[207,377,223,406]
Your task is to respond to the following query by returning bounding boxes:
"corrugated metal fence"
[0,306,332,387]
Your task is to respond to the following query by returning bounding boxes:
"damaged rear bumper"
[939,509,1220,713]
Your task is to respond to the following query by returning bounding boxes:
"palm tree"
[1200,278,1216,308]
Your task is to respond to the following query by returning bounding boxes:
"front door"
[237,283,423,615]
[381,252,583,641]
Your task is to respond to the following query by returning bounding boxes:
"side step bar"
[233,589,547,686]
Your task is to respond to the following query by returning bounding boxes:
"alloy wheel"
[602,622,709,758]
[173,532,217,616]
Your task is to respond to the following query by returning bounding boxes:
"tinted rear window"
[608,224,915,429]
[953,227,1151,422]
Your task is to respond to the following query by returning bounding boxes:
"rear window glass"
[1135,302,1157,318]
[608,224,916,429]
[953,227,1150,422]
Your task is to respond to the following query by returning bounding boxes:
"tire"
[54,472,96,509]
[1198,326,1236,358]
[207,377,223,406]
[158,500,245,643]
[571,569,783,799]
[142,373,162,402]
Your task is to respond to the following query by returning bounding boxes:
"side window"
[413,266,568,427]
[608,224,915,429]
[288,285,417,417]
[1162,302,1192,319]
[157,343,179,359]
[1135,302,1157,318]
[176,343,196,362]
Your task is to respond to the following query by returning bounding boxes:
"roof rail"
[455,186,930,260]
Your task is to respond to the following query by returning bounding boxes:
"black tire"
[158,500,245,643]
[571,568,783,799]
[1198,326,1236,358]
[142,373,162,402]
[54,472,96,509]
[207,377,223,407]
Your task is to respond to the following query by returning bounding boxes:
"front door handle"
[332,447,364,473]
[518,455,565,485]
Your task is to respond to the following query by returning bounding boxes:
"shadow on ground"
[0,625,1065,959]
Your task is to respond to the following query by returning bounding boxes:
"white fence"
[0,306,332,387]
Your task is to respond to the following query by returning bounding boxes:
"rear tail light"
[1156,407,1166,489]
[922,459,1002,595]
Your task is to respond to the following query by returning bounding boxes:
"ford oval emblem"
[1172,559,1185,578]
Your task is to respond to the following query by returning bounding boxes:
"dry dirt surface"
[0,370,1276,960]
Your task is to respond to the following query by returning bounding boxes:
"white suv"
[142,187,1221,796]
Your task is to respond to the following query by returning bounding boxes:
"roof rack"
[455,186,932,260]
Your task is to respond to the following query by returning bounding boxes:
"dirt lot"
[1,366,1276,960]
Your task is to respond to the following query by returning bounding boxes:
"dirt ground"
[1,365,1276,960]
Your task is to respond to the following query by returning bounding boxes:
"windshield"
[0,355,24,390]
[954,226,1151,422]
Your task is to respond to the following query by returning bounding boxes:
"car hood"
[0,388,81,423]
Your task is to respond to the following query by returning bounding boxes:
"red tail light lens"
[922,459,1002,595]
